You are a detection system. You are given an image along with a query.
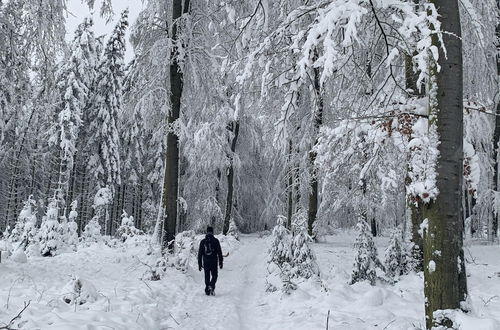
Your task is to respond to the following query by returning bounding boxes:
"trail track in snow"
[169,235,268,330]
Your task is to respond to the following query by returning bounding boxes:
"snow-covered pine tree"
[82,217,102,244]
[118,78,145,232]
[350,219,382,285]
[116,210,142,242]
[269,215,293,268]
[9,196,37,244]
[51,18,99,211]
[87,10,128,235]
[39,200,62,257]
[290,214,320,279]
[11,196,38,251]
[69,200,78,223]
[63,200,79,251]
[57,16,101,230]
[384,229,406,280]
[92,186,112,237]
[268,215,296,293]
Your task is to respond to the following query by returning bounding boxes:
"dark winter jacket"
[198,234,223,269]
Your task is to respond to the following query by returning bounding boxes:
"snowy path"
[2,233,500,329]
[169,235,268,330]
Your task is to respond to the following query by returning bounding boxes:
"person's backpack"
[204,240,214,256]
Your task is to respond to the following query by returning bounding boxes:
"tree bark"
[491,2,500,240]
[223,121,239,235]
[308,55,324,237]
[423,1,466,328]
[370,216,377,237]
[161,0,190,251]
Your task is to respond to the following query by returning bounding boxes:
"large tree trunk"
[423,1,466,328]
[161,0,190,251]
[307,56,324,237]
[492,2,500,241]
[223,121,240,235]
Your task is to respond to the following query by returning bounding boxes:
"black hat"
[207,226,214,234]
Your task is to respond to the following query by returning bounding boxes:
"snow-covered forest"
[0,0,499,329]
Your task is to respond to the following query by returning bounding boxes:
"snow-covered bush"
[62,203,79,251]
[172,230,197,271]
[227,219,239,240]
[20,217,38,252]
[0,239,12,260]
[82,217,102,244]
[92,187,112,235]
[39,200,62,257]
[13,197,39,253]
[142,256,168,281]
[290,216,319,279]
[116,211,143,242]
[68,200,78,223]
[10,249,27,263]
[9,196,37,246]
[384,229,406,280]
[61,276,98,306]
[350,219,383,285]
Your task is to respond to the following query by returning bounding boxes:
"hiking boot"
[205,287,210,295]
[208,286,214,296]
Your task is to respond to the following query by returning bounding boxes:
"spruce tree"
[268,216,293,269]
[82,217,102,244]
[116,210,142,242]
[63,200,79,251]
[290,215,319,279]
[51,19,98,204]
[268,216,296,293]
[39,200,61,257]
[350,219,382,285]
[12,196,38,250]
[87,10,128,191]
[120,97,145,186]
[384,229,405,280]
[10,196,37,244]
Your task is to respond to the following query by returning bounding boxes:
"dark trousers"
[204,264,218,290]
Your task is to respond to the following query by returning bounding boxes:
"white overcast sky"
[65,0,145,62]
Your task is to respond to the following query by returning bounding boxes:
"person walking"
[198,226,223,295]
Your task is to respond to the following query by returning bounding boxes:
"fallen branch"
[169,313,180,325]
[383,319,396,330]
[480,295,498,306]
[0,301,31,330]
[465,247,488,266]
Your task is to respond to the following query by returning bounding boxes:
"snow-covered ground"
[1,233,500,329]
